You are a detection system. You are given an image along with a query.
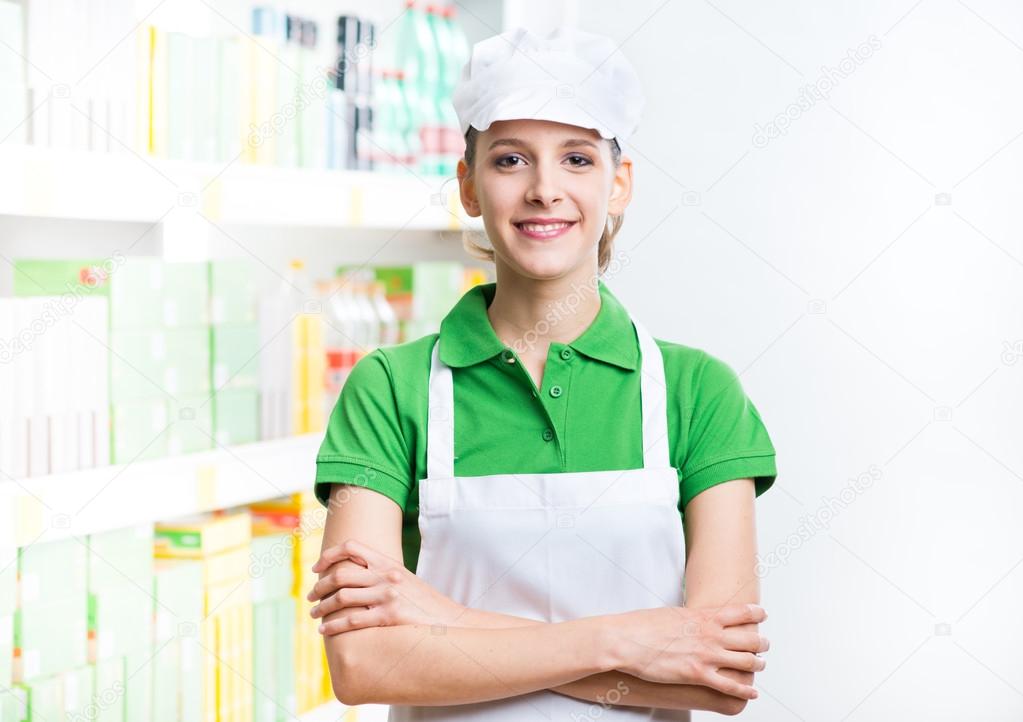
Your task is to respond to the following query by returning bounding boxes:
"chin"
[504,252,587,281]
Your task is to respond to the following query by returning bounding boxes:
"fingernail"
[318,624,325,633]
[752,690,759,699]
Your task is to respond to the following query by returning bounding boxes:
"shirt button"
[560,348,573,361]
[541,428,554,442]
[501,349,515,364]
[549,385,563,398]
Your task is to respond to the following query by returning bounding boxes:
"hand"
[608,603,769,700]
[307,538,467,635]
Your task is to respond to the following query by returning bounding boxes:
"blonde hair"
[459,126,625,275]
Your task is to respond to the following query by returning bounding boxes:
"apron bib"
[389,318,690,722]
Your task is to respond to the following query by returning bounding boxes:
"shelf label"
[349,185,364,227]
[197,464,218,508]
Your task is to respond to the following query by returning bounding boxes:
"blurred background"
[1,0,1021,720]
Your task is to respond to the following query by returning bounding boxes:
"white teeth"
[519,222,571,232]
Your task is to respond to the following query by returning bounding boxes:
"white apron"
[389,318,690,721]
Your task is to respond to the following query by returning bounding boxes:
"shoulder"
[652,338,749,409]
[346,333,439,391]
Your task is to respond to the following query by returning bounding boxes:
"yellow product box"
[200,545,251,587]
[201,616,218,722]
[204,577,252,617]
[155,511,251,559]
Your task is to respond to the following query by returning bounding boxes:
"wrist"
[588,612,628,674]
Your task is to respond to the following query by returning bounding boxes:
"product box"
[18,537,88,604]
[88,524,155,594]
[211,322,260,390]
[0,607,12,688]
[204,575,251,617]
[13,257,165,329]
[0,1,26,145]
[0,546,15,615]
[111,398,169,464]
[124,645,153,721]
[163,262,210,327]
[89,588,153,662]
[213,387,260,446]
[249,533,294,604]
[155,511,252,559]
[109,328,169,402]
[93,654,126,722]
[167,393,214,456]
[0,685,28,722]
[209,259,257,324]
[14,594,89,680]
[152,634,180,722]
[164,326,212,396]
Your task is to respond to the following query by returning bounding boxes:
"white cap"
[451,26,645,146]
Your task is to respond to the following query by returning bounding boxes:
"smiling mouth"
[513,221,577,239]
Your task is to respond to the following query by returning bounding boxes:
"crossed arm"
[315,478,764,714]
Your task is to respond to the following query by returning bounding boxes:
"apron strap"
[632,319,672,470]
[425,319,673,478]
[427,338,456,479]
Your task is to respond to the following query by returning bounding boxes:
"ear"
[607,155,633,217]
[457,158,481,217]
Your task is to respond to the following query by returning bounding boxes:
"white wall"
[509,1,1023,719]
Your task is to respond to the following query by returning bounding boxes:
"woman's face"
[458,118,633,282]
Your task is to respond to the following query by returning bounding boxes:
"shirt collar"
[437,279,639,371]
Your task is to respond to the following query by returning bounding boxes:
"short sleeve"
[679,352,777,510]
[314,349,412,511]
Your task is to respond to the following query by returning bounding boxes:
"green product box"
[22,672,62,722]
[111,399,169,464]
[124,646,153,722]
[13,257,164,329]
[152,636,180,722]
[276,597,296,717]
[250,534,293,604]
[0,686,27,722]
[153,560,204,643]
[88,524,155,596]
[14,594,88,680]
[164,327,212,395]
[0,547,15,615]
[163,262,210,327]
[167,394,214,456]
[93,655,126,722]
[18,538,87,604]
[212,388,260,446]
[210,323,260,391]
[179,635,202,722]
[89,589,154,661]
[209,260,257,324]
[62,665,96,721]
[413,261,465,321]
[252,602,276,722]
[110,329,170,403]
[0,609,12,688]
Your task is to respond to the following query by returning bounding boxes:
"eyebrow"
[487,137,600,152]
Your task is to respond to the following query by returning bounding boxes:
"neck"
[487,262,603,356]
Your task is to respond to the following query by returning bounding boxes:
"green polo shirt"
[315,280,777,572]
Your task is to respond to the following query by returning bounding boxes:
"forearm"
[326,614,615,706]
[452,605,738,713]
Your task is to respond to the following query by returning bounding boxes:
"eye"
[495,154,525,168]
[566,154,593,167]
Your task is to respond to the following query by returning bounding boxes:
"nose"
[525,161,563,207]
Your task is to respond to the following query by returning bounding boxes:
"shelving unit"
[0,433,322,548]
[0,145,479,231]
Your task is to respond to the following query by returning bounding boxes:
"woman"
[307,26,777,720]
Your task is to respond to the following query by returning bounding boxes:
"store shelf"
[300,701,389,721]
[0,145,478,231]
[0,433,323,548]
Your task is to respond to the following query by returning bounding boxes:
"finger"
[716,650,766,674]
[704,671,759,701]
[340,538,398,569]
[311,586,390,619]
[720,629,768,653]
[318,606,386,636]
[307,566,380,602]
[715,603,767,627]
[311,540,371,573]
